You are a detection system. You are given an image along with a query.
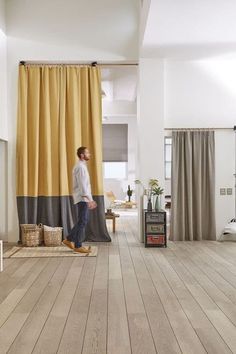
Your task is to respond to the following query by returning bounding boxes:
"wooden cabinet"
[144,210,167,247]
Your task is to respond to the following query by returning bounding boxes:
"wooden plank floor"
[2,215,236,353]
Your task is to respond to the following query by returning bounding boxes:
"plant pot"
[154,195,161,211]
[147,199,152,211]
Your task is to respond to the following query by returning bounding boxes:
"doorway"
[101,66,138,213]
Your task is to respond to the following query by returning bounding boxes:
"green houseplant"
[152,186,164,211]
[127,185,133,202]
[134,178,159,192]
[135,178,161,211]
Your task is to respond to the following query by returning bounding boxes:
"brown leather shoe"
[73,247,91,254]
[62,239,75,250]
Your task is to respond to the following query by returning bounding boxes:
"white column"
[137,58,165,241]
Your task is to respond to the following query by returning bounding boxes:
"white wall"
[0,141,7,241]
[165,60,236,128]
[102,101,136,117]
[165,59,236,238]
[0,0,7,140]
[102,116,137,208]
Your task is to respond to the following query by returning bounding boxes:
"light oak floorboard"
[57,257,97,354]
[8,257,73,354]
[81,245,109,354]
[0,258,60,352]
[2,217,236,353]
[107,243,131,354]
[32,257,84,353]
[155,247,232,353]
[118,220,157,354]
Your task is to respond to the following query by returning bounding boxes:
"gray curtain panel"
[170,130,216,241]
[17,195,111,242]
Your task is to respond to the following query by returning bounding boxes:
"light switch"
[220,188,226,195]
[227,188,233,195]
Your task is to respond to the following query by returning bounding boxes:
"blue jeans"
[67,202,89,248]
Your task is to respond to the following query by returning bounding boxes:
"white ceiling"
[142,0,236,58]
[6,0,139,59]
[5,0,139,117]
[101,66,137,101]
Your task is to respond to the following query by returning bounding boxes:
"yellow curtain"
[16,65,110,241]
[17,65,103,197]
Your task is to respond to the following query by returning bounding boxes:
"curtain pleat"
[16,65,110,242]
[170,130,216,241]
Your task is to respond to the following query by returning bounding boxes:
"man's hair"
[77,146,87,158]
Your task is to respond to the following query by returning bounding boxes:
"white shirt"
[72,160,93,204]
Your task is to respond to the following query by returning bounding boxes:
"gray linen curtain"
[170,130,216,241]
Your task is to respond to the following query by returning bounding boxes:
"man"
[63,146,97,253]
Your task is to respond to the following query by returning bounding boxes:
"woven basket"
[20,224,43,246]
[24,229,41,247]
[44,226,63,246]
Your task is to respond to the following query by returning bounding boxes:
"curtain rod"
[19,61,138,67]
[165,127,234,131]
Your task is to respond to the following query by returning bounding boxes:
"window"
[103,162,127,179]
[102,124,128,179]
[102,124,128,162]
[165,137,172,179]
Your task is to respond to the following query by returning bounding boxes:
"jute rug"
[3,246,98,258]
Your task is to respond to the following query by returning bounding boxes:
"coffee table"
[105,213,120,233]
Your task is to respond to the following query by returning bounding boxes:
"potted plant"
[152,186,164,211]
[135,178,160,211]
[127,185,133,202]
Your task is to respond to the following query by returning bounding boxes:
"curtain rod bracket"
[18,61,138,67]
